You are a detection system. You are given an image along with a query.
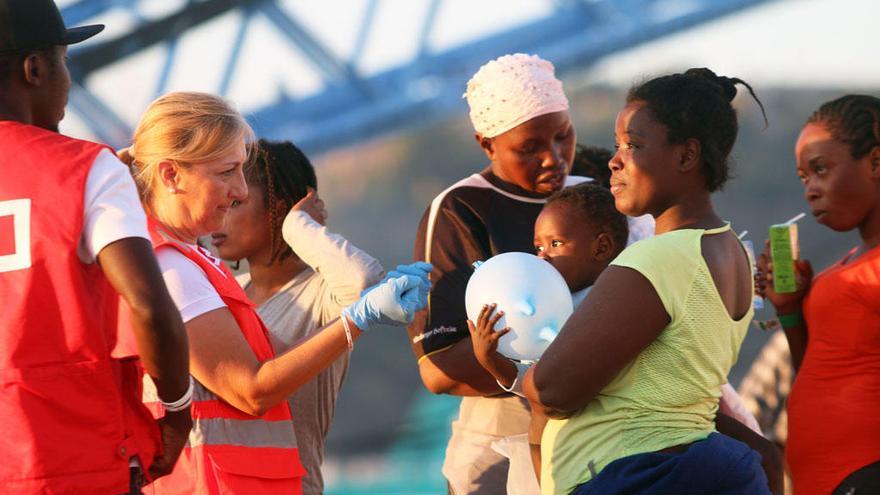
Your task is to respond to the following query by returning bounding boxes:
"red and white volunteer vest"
[142,220,305,495]
[0,121,160,494]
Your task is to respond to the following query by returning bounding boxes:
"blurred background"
[58,0,877,492]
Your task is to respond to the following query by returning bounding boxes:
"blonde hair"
[118,92,254,206]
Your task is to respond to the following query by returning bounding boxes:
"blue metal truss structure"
[62,0,774,155]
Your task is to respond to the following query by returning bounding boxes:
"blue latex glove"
[343,273,429,331]
[362,262,433,299]
[390,262,432,303]
[391,261,433,278]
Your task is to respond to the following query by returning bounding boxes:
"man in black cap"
[0,1,192,494]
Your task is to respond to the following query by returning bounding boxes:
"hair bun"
[684,67,737,102]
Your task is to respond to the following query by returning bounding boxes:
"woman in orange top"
[757,94,880,495]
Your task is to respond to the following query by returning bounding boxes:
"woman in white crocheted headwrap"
[465,53,574,195]
[406,54,581,495]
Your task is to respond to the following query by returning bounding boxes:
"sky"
[584,0,880,90]
[57,0,880,142]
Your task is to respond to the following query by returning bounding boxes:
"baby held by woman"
[468,183,763,494]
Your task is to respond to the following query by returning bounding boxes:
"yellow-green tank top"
[541,224,753,495]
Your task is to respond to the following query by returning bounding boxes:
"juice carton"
[769,223,799,294]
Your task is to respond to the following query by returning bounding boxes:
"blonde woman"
[119,92,430,495]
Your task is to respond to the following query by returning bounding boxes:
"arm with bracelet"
[100,240,193,480]
[466,302,536,396]
[84,154,193,480]
[408,198,514,397]
[187,268,430,417]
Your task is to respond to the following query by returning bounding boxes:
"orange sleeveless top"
[787,245,880,495]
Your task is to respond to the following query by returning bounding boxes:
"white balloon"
[465,252,573,362]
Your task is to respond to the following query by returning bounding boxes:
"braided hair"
[807,94,880,160]
[245,139,317,263]
[627,68,767,192]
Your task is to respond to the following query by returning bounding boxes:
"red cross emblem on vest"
[0,199,32,273]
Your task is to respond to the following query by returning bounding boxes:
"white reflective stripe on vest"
[191,379,221,403]
[188,417,296,449]
[144,375,297,449]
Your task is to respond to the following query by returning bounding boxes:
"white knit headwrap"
[463,53,569,138]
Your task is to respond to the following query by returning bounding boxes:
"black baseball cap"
[0,0,104,55]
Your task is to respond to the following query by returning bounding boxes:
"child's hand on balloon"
[467,303,515,386]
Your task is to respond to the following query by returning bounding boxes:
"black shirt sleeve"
[407,193,491,358]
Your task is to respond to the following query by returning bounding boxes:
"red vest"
[0,121,160,494]
[142,221,305,495]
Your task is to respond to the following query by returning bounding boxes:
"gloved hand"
[363,261,433,296]
[389,261,431,302]
[343,273,429,331]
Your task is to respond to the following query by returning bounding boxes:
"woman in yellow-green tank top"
[523,69,783,495]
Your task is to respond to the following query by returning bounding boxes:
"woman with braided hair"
[523,69,781,494]
[757,94,880,495]
[211,139,397,495]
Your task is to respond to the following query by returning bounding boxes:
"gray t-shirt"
[240,211,384,494]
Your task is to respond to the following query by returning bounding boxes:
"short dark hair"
[570,144,612,188]
[547,183,628,255]
[807,94,880,160]
[245,139,318,263]
[627,68,766,192]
